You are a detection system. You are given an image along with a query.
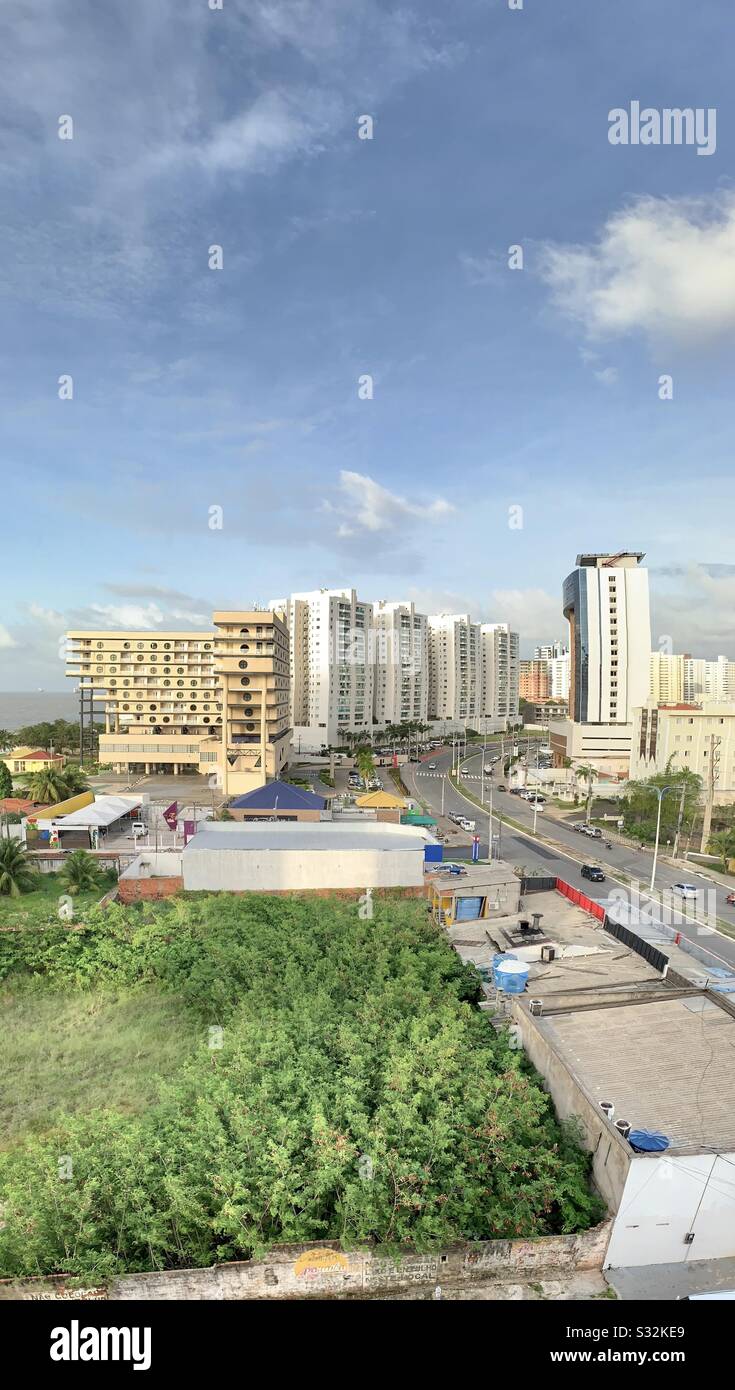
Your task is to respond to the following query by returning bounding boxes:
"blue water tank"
[493,958,530,994]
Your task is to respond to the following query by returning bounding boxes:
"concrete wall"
[0,1224,611,1301]
[512,1006,632,1213]
[182,847,425,893]
[118,876,183,903]
[605,1153,735,1268]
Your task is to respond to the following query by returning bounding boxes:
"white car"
[673,883,699,899]
[428,761,437,770]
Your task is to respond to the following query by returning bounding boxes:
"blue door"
[455,895,483,921]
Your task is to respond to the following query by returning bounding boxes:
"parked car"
[440,863,467,876]
[509,787,523,796]
[498,784,507,791]
[581,864,605,882]
[673,883,699,898]
[586,826,602,838]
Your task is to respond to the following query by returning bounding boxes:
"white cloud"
[0,624,17,649]
[539,193,735,350]
[89,603,166,630]
[488,588,562,645]
[330,470,453,534]
[29,603,63,625]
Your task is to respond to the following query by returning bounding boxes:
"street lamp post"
[650,785,676,893]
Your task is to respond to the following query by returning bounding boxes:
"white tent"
[50,796,141,829]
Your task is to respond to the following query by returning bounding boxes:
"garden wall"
[0,1223,611,1301]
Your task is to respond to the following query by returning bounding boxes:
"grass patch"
[0,986,200,1148]
[0,872,114,927]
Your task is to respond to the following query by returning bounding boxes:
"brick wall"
[117,876,183,903]
[1,1223,611,1301]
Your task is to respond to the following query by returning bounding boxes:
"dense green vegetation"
[620,767,702,846]
[0,867,114,921]
[0,895,603,1278]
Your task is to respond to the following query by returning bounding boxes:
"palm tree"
[59,849,102,896]
[22,768,71,804]
[0,729,13,753]
[0,839,39,897]
[356,747,376,786]
[59,765,89,795]
[575,763,599,824]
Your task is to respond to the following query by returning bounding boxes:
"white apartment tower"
[428,614,482,726]
[372,601,428,728]
[270,589,374,752]
[551,552,652,774]
[480,623,520,723]
[649,652,685,704]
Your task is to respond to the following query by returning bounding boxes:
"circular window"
[137,642,144,650]
[204,643,211,650]
[124,642,130,650]
[244,708,253,717]
[136,704,143,711]
[163,667,170,674]
[149,716,156,723]
[163,716,170,723]
[123,679,130,686]
[190,705,197,711]
[238,660,248,669]
[203,717,210,724]
[191,679,197,687]
[122,703,129,711]
[240,677,250,686]
[96,641,103,648]
[137,654,144,662]
[96,666,103,674]
[110,679,117,686]
[149,704,156,710]
[164,641,171,650]
[239,628,249,636]
[151,642,157,649]
[239,643,249,652]
[246,722,255,731]
[177,667,184,674]
[164,679,170,687]
[177,680,184,687]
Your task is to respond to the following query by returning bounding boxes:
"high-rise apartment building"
[649,652,685,705]
[372,600,428,728]
[270,589,374,752]
[65,611,291,795]
[534,642,566,660]
[551,552,651,773]
[480,623,520,723]
[683,655,735,704]
[427,614,482,725]
[519,659,550,701]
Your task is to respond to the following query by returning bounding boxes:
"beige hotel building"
[65,611,291,796]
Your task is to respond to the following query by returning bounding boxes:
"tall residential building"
[480,623,520,723]
[548,652,571,701]
[550,551,652,774]
[683,655,735,704]
[427,614,482,726]
[212,611,291,794]
[372,600,428,728]
[534,641,567,660]
[649,652,685,705]
[65,611,291,795]
[270,589,374,752]
[519,659,550,701]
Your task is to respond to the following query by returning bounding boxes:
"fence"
[602,917,670,974]
[555,878,606,921]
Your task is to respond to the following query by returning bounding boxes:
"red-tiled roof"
[17,749,62,761]
[0,797,45,814]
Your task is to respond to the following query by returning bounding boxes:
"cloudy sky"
[2,0,734,688]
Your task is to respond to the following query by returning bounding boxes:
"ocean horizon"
[0,691,103,731]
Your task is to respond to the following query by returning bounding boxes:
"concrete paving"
[607,1257,735,1301]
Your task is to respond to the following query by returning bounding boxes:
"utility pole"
[700,734,721,854]
[672,779,687,861]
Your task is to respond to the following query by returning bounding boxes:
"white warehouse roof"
[51,796,141,829]
[184,822,432,853]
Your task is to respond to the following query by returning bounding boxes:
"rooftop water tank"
[628,1129,670,1153]
[493,958,530,994]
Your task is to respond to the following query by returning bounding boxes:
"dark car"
[581,864,605,882]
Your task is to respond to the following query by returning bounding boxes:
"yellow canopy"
[27,790,95,821]
[355,790,406,809]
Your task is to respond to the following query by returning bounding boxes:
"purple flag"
[162,801,178,830]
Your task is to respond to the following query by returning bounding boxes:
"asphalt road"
[401,742,735,972]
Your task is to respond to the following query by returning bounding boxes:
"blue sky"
[2,0,735,688]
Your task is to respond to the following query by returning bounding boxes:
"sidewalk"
[607,1258,735,1301]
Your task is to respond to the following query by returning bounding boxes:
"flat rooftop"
[533,996,735,1154]
[445,889,735,1153]
[183,822,432,853]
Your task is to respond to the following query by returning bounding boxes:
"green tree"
[0,730,13,753]
[575,764,599,824]
[59,849,103,896]
[0,840,38,897]
[60,765,89,796]
[21,768,72,804]
[621,767,702,846]
[0,762,13,799]
[709,829,735,870]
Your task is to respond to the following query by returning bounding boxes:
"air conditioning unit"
[529,999,543,1016]
[541,945,556,963]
